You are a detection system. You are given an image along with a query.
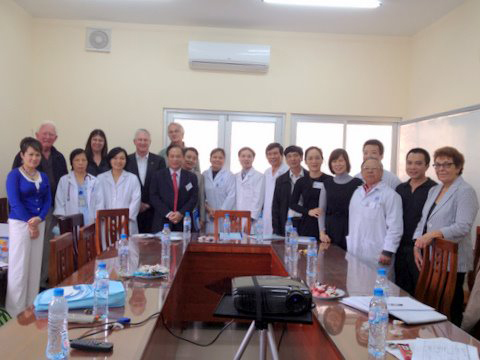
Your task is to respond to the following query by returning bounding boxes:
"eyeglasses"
[433,162,455,169]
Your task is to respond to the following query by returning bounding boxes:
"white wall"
[0,0,32,196]
[407,0,480,119]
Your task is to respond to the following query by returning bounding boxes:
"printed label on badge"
[313,181,324,190]
[186,182,193,191]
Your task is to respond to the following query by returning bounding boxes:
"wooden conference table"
[1,234,479,359]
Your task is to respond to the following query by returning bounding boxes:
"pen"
[388,303,403,306]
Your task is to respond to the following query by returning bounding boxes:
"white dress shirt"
[135,152,149,186]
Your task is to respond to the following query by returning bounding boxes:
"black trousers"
[451,272,465,327]
[394,244,419,296]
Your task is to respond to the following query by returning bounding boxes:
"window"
[292,115,398,175]
[164,110,284,174]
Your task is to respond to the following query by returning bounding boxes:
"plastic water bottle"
[46,288,70,359]
[368,288,388,360]
[161,224,171,264]
[118,233,129,276]
[375,268,389,298]
[289,227,299,261]
[93,262,109,320]
[223,214,231,240]
[306,237,318,277]
[183,211,192,241]
[255,215,264,242]
[285,217,293,238]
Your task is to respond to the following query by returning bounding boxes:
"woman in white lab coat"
[203,148,236,233]
[96,147,141,234]
[235,147,265,226]
[54,149,100,225]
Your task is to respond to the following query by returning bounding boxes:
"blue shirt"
[6,167,51,222]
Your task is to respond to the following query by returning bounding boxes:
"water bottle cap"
[309,237,316,242]
[288,216,292,220]
[121,234,127,239]
[53,288,64,297]
[373,288,384,297]
[98,262,107,269]
[163,224,170,229]
[225,214,230,218]
[185,211,190,216]
[377,268,387,276]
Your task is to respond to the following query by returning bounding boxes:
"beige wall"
[407,0,480,119]
[30,19,410,157]
[0,0,32,196]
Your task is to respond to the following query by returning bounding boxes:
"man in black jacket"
[272,145,308,236]
[126,129,166,233]
[12,122,68,289]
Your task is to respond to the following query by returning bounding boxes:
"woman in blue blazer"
[414,146,479,326]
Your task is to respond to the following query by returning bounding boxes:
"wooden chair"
[95,209,129,254]
[49,232,75,287]
[467,226,480,291]
[57,213,84,270]
[415,238,458,319]
[213,210,251,237]
[78,223,97,268]
[0,198,8,223]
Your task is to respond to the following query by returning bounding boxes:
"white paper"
[412,338,479,360]
[0,223,8,237]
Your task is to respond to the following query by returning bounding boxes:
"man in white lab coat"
[262,143,289,235]
[347,158,403,274]
[355,139,401,189]
[235,147,265,226]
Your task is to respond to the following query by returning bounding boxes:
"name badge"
[313,181,324,190]
[186,182,193,191]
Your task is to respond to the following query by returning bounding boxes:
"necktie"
[172,172,179,212]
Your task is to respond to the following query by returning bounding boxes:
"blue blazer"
[150,168,198,232]
[413,176,479,273]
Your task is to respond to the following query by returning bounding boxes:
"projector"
[232,276,312,316]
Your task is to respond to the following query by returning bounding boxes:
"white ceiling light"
[263,0,381,8]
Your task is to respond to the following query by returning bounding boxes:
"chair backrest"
[468,226,480,291]
[415,238,458,319]
[57,213,84,269]
[95,209,129,254]
[213,210,251,237]
[49,232,75,287]
[78,223,97,268]
[0,198,8,223]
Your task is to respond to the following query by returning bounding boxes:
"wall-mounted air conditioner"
[188,41,271,73]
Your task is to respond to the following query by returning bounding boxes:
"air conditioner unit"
[188,41,270,73]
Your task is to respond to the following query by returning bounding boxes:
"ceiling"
[14,0,466,36]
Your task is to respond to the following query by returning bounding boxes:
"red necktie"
[172,172,179,212]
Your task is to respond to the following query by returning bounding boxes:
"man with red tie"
[150,144,198,232]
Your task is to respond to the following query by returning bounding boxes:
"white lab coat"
[235,168,265,221]
[96,170,142,234]
[346,181,403,274]
[53,172,100,225]
[262,163,289,235]
[203,167,236,233]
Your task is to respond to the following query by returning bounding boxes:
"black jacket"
[12,146,67,198]
[272,168,308,236]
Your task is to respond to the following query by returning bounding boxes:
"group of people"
[5,121,480,330]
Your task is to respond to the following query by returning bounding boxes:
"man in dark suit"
[272,145,308,236]
[125,129,166,233]
[150,144,198,232]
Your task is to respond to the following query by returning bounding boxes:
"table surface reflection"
[0,234,478,359]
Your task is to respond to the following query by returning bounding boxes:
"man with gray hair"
[347,157,403,275]
[12,121,68,289]
[126,129,166,233]
[159,122,200,172]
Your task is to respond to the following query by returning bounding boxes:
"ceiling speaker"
[85,27,112,53]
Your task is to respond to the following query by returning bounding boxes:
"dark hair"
[284,145,303,157]
[210,148,226,158]
[265,142,284,156]
[363,139,384,156]
[183,147,198,156]
[106,147,128,168]
[328,148,351,173]
[434,146,465,175]
[166,143,183,156]
[238,147,256,157]
[69,148,87,168]
[85,129,108,161]
[406,148,431,166]
[304,146,323,160]
[20,137,42,154]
